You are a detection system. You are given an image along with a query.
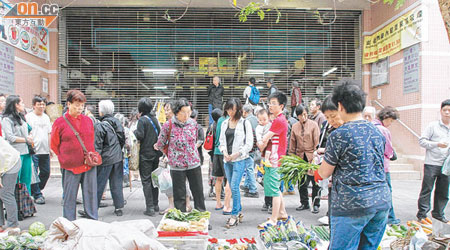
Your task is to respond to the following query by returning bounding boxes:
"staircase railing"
[371,100,421,139]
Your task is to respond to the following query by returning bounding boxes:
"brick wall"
[363,0,450,170]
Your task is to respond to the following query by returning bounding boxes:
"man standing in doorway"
[26,96,52,205]
[309,99,326,129]
[207,76,224,125]
[289,104,320,213]
[417,99,450,223]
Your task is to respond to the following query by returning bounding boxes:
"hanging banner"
[0,0,58,61]
[0,42,15,94]
[363,6,427,64]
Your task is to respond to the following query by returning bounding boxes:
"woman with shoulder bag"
[1,95,33,195]
[51,90,99,221]
[219,98,253,228]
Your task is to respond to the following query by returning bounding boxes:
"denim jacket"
[219,117,253,162]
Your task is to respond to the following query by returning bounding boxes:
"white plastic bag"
[409,228,428,250]
[158,168,172,192]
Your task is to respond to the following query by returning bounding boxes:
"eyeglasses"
[268,102,280,106]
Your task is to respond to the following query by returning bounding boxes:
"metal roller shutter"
[59,8,361,125]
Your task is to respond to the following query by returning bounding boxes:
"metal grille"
[59,8,361,124]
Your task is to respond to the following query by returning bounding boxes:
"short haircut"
[321,95,337,112]
[85,105,96,113]
[377,106,399,121]
[268,91,287,109]
[172,98,191,116]
[138,97,153,116]
[331,79,366,113]
[295,104,306,116]
[243,104,254,114]
[223,98,243,121]
[66,89,87,103]
[190,109,198,119]
[99,100,115,115]
[256,108,269,117]
[441,99,450,109]
[211,108,223,122]
[213,76,221,83]
[249,77,256,85]
[0,93,5,98]
[363,106,376,119]
[32,95,46,106]
[267,78,274,84]
[311,98,322,107]
[114,113,128,127]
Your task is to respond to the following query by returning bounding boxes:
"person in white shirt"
[243,77,256,105]
[25,96,52,205]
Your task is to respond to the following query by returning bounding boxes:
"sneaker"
[261,204,268,212]
[99,202,108,208]
[244,192,259,198]
[114,209,123,216]
[35,197,45,205]
[78,210,88,218]
[143,209,155,217]
[296,204,310,211]
[240,185,249,193]
[312,206,319,214]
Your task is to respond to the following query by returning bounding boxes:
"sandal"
[225,217,239,229]
[257,219,276,229]
[238,213,244,223]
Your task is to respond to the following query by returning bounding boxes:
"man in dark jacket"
[207,76,224,125]
[134,97,162,216]
[78,99,125,217]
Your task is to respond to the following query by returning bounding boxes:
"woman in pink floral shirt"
[156,98,206,212]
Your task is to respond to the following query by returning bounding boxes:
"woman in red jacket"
[51,90,98,221]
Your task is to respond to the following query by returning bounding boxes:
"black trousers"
[417,164,450,220]
[171,167,206,212]
[139,157,159,211]
[299,175,321,207]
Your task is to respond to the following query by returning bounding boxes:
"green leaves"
[238,2,281,23]
[383,0,406,10]
[279,155,319,190]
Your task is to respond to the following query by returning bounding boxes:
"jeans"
[208,104,214,125]
[139,158,159,211]
[280,178,294,192]
[299,175,321,207]
[224,158,248,216]
[385,172,399,223]
[330,209,388,250]
[417,164,450,220]
[97,162,125,209]
[31,154,51,199]
[243,156,258,194]
[171,166,206,212]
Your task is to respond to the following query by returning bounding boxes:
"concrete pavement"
[16,165,450,241]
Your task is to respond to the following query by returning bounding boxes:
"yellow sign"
[363,7,426,64]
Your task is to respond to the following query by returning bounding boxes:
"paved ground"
[17,164,450,241]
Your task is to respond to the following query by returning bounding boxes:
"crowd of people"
[0,77,449,249]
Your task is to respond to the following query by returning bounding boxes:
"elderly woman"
[0,136,21,232]
[51,90,98,221]
[135,97,162,216]
[373,106,400,225]
[219,98,253,228]
[1,95,33,195]
[79,100,125,217]
[156,98,206,212]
